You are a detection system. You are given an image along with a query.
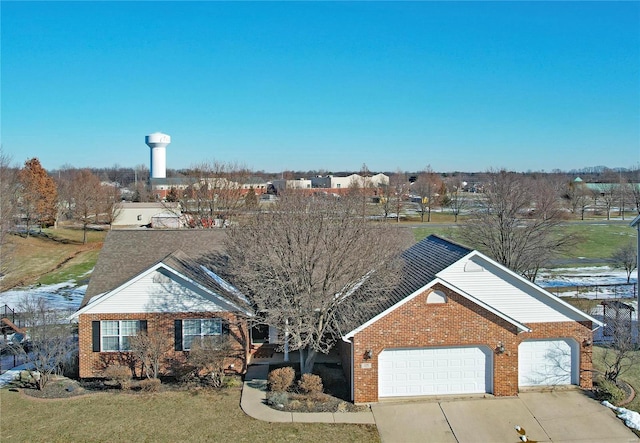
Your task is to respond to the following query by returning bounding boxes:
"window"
[182,318,223,350]
[101,320,141,351]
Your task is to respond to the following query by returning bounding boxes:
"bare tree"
[187,335,236,387]
[611,242,638,283]
[0,150,19,274]
[68,169,102,244]
[129,329,172,379]
[178,161,252,228]
[224,193,410,374]
[459,170,574,282]
[413,166,441,222]
[600,301,639,384]
[597,177,618,220]
[444,176,467,223]
[13,295,75,390]
[563,179,592,220]
[99,184,122,227]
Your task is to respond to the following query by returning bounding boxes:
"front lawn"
[0,386,379,443]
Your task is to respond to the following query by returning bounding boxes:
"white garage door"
[378,347,492,398]
[518,339,579,387]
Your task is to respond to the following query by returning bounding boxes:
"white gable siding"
[438,256,584,324]
[82,269,228,314]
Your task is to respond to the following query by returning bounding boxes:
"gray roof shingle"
[82,229,228,307]
[342,235,472,333]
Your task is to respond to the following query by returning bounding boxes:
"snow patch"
[0,281,86,311]
[601,401,640,431]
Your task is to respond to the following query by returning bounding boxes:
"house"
[112,202,183,229]
[339,235,602,403]
[68,230,253,378]
[71,230,601,403]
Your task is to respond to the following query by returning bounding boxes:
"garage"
[378,346,493,398]
[518,339,579,387]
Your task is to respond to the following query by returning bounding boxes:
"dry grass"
[0,227,107,290]
[0,387,379,443]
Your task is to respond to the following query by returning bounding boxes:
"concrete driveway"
[371,390,638,443]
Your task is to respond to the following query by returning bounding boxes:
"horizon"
[2,2,639,173]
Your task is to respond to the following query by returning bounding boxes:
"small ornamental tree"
[129,329,172,379]
[187,335,236,387]
[14,295,75,390]
[611,243,637,283]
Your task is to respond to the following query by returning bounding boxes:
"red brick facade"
[78,312,249,379]
[348,284,594,403]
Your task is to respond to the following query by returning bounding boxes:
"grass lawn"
[0,387,379,443]
[0,227,107,290]
[592,346,640,413]
[556,223,635,263]
[411,221,635,265]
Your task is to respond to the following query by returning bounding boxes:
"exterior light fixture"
[364,350,373,360]
[582,338,592,347]
[495,342,506,354]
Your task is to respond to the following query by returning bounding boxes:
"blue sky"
[2,1,639,173]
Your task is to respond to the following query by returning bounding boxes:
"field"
[1,221,635,292]
[412,221,635,266]
[0,387,378,443]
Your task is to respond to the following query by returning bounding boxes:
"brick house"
[339,235,602,404]
[69,230,253,378]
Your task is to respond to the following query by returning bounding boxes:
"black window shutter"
[174,319,183,351]
[139,320,147,333]
[222,319,230,335]
[92,321,101,352]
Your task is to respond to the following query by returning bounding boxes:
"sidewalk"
[240,364,375,424]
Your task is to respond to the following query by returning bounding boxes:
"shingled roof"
[82,229,228,307]
[342,235,472,334]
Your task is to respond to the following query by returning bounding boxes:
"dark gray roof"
[344,235,472,333]
[82,229,228,307]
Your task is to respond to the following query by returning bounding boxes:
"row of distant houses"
[149,173,390,200]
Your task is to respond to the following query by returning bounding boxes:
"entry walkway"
[240,365,375,424]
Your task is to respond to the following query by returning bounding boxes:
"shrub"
[594,378,625,404]
[139,377,161,392]
[298,373,323,394]
[267,391,289,408]
[268,366,295,392]
[103,365,132,390]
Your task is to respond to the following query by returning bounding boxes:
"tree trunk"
[299,347,318,374]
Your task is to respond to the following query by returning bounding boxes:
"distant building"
[112,202,183,229]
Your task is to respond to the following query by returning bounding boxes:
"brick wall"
[350,283,593,403]
[78,312,249,378]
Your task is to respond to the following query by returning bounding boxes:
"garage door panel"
[518,339,578,387]
[379,346,492,398]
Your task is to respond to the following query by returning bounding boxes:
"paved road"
[371,390,638,443]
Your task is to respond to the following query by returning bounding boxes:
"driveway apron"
[371,391,638,443]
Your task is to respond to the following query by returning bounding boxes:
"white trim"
[343,276,531,341]
[342,248,602,341]
[463,250,603,327]
[69,262,252,319]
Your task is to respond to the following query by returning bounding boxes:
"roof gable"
[82,230,227,307]
[71,259,250,318]
[343,235,600,338]
[439,251,602,325]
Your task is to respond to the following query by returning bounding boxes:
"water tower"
[145,132,171,179]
